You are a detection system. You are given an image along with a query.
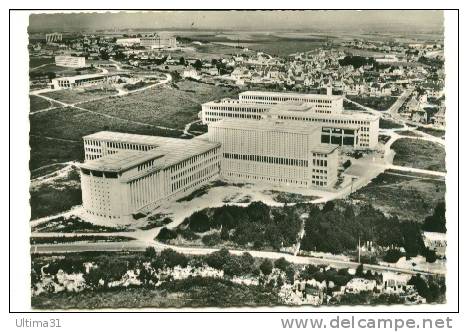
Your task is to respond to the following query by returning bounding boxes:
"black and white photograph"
[7,7,461,322]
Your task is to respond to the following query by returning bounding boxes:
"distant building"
[116,38,141,47]
[45,32,62,43]
[51,73,114,89]
[140,36,176,49]
[55,55,86,68]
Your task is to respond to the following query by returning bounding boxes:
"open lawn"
[30,167,82,220]
[379,118,404,129]
[347,95,398,111]
[350,170,445,222]
[417,127,445,138]
[31,216,128,233]
[30,95,55,112]
[29,107,184,170]
[29,57,54,69]
[30,235,135,245]
[391,138,446,172]
[79,80,240,130]
[41,88,118,105]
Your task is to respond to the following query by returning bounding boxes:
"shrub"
[259,259,273,275]
[205,248,231,270]
[160,248,188,268]
[383,249,403,263]
[156,227,177,242]
[202,233,222,246]
[274,257,290,272]
[185,210,211,232]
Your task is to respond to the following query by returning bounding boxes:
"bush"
[259,259,273,275]
[156,227,177,242]
[144,246,157,259]
[185,210,211,232]
[160,248,188,268]
[202,233,222,246]
[205,248,231,270]
[274,257,290,272]
[383,249,403,263]
[422,202,446,233]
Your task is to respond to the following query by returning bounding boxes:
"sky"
[28,10,444,33]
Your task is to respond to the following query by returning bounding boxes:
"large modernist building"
[206,119,339,189]
[140,36,177,49]
[80,132,221,223]
[200,91,379,149]
[79,91,379,224]
[55,55,86,68]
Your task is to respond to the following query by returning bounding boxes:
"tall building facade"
[200,91,379,150]
[80,132,221,224]
[206,119,339,189]
[140,36,177,49]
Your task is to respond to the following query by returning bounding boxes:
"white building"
[45,32,62,43]
[51,73,114,89]
[80,132,221,224]
[116,38,141,47]
[239,91,344,113]
[201,91,379,150]
[140,36,177,49]
[55,55,86,68]
[206,118,339,189]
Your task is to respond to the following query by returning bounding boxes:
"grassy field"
[31,216,129,233]
[350,170,445,222]
[30,235,135,245]
[29,106,184,170]
[29,95,54,112]
[79,80,240,130]
[379,118,404,129]
[417,127,446,138]
[40,88,118,105]
[30,167,82,220]
[347,95,398,111]
[391,138,446,172]
[398,130,423,137]
[29,56,54,69]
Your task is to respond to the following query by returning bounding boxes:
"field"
[391,138,446,172]
[398,130,423,137]
[350,170,445,222]
[31,216,128,233]
[417,127,446,138]
[40,88,118,105]
[379,118,404,129]
[30,235,135,245]
[30,95,56,112]
[79,80,240,130]
[29,167,82,220]
[29,56,54,69]
[29,107,183,170]
[347,95,398,111]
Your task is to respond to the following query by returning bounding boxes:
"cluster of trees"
[422,201,446,233]
[300,202,431,260]
[408,274,446,303]
[338,55,375,69]
[178,202,302,250]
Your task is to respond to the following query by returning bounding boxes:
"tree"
[137,264,158,287]
[179,57,186,65]
[144,246,157,259]
[259,259,273,275]
[192,59,203,70]
[186,210,211,232]
[274,257,290,272]
[205,248,231,270]
[422,202,446,233]
[160,248,188,268]
[100,50,110,60]
[383,249,403,263]
[322,201,335,213]
[356,264,364,277]
[156,227,177,242]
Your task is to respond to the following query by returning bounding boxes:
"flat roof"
[82,132,220,172]
[267,104,379,121]
[310,144,339,154]
[203,98,271,107]
[209,118,320,135]
[239,90,343,101]
[82,150,165,172]
[54,73,108,81]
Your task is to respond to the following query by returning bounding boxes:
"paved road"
[30,240,444,276]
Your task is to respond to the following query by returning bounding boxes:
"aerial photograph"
[27,10,447,309]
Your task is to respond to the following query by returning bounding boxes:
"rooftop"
[209,118,320,135]
[82,132,220,173]
[310,144,339,154]
[239,90,343,101]
[267,103,379,121]
[54,73,109,81]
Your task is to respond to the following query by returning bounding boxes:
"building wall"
[207,123,338,189]
[80,137,221,223]
[55,56,86,68]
